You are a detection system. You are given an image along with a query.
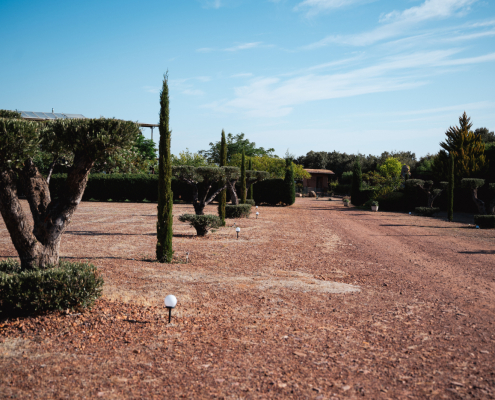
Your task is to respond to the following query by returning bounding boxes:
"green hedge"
[415,207,440,217]
[178,214,221,236]
[474,215,495,229]
[252,179,288,206]
[376,192,406,212]
[225,204,252,219]
[0,260,103,317]
[243,199,256,206]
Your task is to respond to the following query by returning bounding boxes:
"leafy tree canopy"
[172,149,209,167]
[378,157,402,178]
[228,154,310,180]
[199,133,275,164]
[474,127,495,144]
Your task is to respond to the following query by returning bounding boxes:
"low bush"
[474,215,495,229]
[243,199,256,206]
[376,192,406,212]
[0,260,103,318]
[225,204,252,219]
[415,207,440,217]
[178,214,221,236]
[253,179,287,206]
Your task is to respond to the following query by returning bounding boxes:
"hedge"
[225,204,252,219]
[474,215,495,229]
[415,207,440,217]
[0,260,103,317]
[49,174,290,206]
[178,214,221,236]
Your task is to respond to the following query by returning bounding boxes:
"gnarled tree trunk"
[469,187,486,215]
[0,156,93,270]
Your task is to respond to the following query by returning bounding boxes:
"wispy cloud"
[143,86,160,94]
[169,76,210,97]
[202,49,495,118]
[197,42,270,53]
[305,0,478,48]
[294,0,368,16]
[199,0,222,9]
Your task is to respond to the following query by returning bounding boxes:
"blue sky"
[1,0,494,158]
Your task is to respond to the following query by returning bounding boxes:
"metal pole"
[168,307,172,323]
[151,127,153,142]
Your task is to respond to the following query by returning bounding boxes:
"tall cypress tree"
[218,130,227,226]
[156,73,174,263]
[247,157,254,200]
[351,158,362,205]
[283,158,296,205]
[448,153,454,222]
[240,149,247,204]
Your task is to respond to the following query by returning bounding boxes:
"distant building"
[302,169,335,194]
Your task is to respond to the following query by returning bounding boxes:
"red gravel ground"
[1,198,494,399]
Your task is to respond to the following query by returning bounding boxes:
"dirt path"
[1,198,494,399]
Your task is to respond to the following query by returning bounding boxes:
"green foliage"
[433,112,486,183]
[351,159,362,206]
[0,109,22,119]
[415,207,440,217]
[173,165,225,183]
[375,192,405,212]
[247,158,254,200]
[448,154,454,222]
[461,178,486,189]
[0,118,41,170]
[218,130,227,226]
[225,204,252,218]
[378,157,402,178]
[171,148,208,167]
[474,127,495,144]
[283,158,296,206]
[371,200,379,207]
[229,154,309,180]
[199,132,275,164]
[244,199,255,206]
[157,73,174,263]
[178,214,221,236]
[0,260,103,318]
[252,179,286,205]
[341,171,353,184]
[474,215,495,229]
[240,150,247,204]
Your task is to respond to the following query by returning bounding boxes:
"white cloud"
[225,42,263,51]
[294,0,367,16]
[306,0,478,47]
[143,86,160,94]
[199,0,222,9]
[183,89,205,96]
[202,49,495,118]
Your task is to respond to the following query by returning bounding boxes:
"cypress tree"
[283,158,296,205]
[218,130,227,226]
[351,158,362,205]
[240,149,247,204]
[247,157,254,200]
[448,153,454,222]
[156,73,174,263]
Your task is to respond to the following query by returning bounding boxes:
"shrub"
[415,207,440,217]
[243,199,255,206]
[225,204,252,219]
[371,201,379,207]
[0,260,103,318]
[376,192,405,211]
[178,214,221,236]
[252,179,286,205]
[474,215,495,229]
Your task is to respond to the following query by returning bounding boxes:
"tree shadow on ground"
[379,224,472,229]
[458,250,495,254]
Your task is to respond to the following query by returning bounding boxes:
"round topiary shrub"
[225,204,252,219]
[474,215,495,229]
[0,260,103,318]
[178,214,221,236]
[243,199,256,206]
[415,207,440,217]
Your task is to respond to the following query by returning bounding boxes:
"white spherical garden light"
[164,295,177,323]
[256,211,259,219]
[236,226,240,239]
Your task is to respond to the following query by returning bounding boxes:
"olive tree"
[461,179,495,215]
[173,166,240,214]
[406,179,448,208]
[0,117,140,270]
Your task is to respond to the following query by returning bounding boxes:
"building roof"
[304,168,335,175]
[20,111,158,128]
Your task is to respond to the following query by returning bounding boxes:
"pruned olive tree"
[406,179,448,208]
[461,179,495,215]
[0,117,140,270]
[172,166,240,215]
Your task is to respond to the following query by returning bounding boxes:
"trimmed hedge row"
[415,207,440,217]
[0,260,103,317]
[49,174,290,206]
[225,204,252,218]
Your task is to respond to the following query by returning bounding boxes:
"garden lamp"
[256,212,259,219]
[164,295,177,323]
[236,227,240,239]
